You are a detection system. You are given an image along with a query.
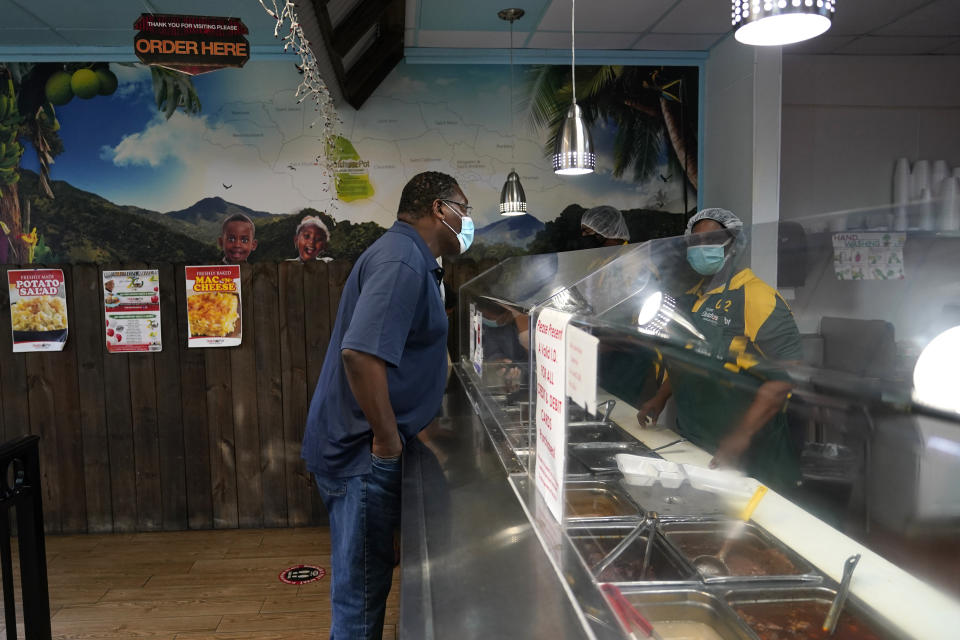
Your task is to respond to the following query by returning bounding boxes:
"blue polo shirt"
[302,221,448,478]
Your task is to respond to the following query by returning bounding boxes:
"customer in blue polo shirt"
[302,171,473,639]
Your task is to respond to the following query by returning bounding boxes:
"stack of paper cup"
[932,160,950,196]
[911,160,931,200]
[892,158,911,231]
[938,177,960,232]
[919,187,936,231]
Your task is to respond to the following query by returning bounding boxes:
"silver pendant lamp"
[552,0,594,175]
[732,0,835,46]
[498,8,527,216]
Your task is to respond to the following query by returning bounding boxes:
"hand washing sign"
[832,232,905,281]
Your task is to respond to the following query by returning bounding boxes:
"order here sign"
[134,14,250,75]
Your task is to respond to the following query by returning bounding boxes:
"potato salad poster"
[185,265,241,348]
[8,269,68,352]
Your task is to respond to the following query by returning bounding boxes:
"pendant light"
[498,8,527,215]
[552,0,594,175]
[732,0,836,47]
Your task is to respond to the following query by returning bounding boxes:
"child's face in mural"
[295,226,327,261]
[219,221,258,263]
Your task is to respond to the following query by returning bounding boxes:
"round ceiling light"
[732,0,834,46]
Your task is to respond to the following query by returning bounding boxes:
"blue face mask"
[440,201,474,254]
[481,317,502,328]
[686,244,728,275]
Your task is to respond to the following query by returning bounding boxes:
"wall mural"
[0,60,697,265]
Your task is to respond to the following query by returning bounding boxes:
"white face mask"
[439,200,474,254]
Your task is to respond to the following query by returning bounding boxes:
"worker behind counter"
[636,208,803,495]
[475,298,528,393]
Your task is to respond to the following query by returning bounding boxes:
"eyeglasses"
[440,199,472,217]
[687,231,734,247]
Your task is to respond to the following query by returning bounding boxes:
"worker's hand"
[372,431,403,460]
[497,363,522,394]
[709,431,752,469]
[636,396,667,428]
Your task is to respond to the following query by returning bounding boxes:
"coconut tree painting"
[0,63,200,263]
[524,64,698,199]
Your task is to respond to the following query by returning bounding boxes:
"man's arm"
[711,378,792,469]
[342,348,402,458]
[637,377,672,427]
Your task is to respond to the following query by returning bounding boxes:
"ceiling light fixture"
[552,0,594,175]
[732,0,835,46]
[498,8,527,216]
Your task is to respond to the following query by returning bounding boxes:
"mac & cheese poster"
[184,265,242,348]
[8,269,68,353]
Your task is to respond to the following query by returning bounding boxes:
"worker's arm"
[342,348,402,459]
[636,377,672,427]
[711,379,792,469]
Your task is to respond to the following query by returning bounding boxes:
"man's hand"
[372,431,403,459]
[710,430,752,469]
[637,380,672,428]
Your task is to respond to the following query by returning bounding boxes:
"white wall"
[780,55,960,221]
[703,36,783,284]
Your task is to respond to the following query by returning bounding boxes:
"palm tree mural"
[524,65,698,195]
[0,63,200,263]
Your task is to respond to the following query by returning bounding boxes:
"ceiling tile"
[527,30,640,49]
[418,0,550,31]
[652,0,732,34]
[417,30,531,48]
[633,33,725,51]
[0,0,48,28]
[780,34,857,55]
[874,0,960,37]
[54,29,132,47]
[828,0,930,36]
[537,0,675,33]
[835,36,958,55]
[0,28,63,46]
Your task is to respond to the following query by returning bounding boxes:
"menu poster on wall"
[832,232,906,281]
[534,308,572,522]
[566,325,599,417]
[103,270,162,353]
[184,265,242,348]
[8,269,68,353]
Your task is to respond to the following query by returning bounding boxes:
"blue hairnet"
[685,208,743,235]
[581,206,630,241]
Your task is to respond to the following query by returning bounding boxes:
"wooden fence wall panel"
[175,266,213,530]
[129,352,162,531]
[154,263,188,531]
[303,261,335,524]
[53,265,88,533]
[278,263,312,527]
[205,347,238,529]
[252,263,287,528]
[231,266,263,529]
[25,352,60,534]
[0,266,30,443]
[71,264,113,533]
[103,350,136,532]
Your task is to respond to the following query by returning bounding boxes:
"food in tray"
[11,296,67,331]
[734,601,882,640]
[187,292,239,337]
[572,534,683,582]
[667,531,799,576]
[651,620,726,640]
[565,488,635,518]
[104,279,115,292]
[104,294,120,305]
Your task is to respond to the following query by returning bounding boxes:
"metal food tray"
[723,585,901,640]
[567,422,635,444]
[659,520,823,584]
[567,523,696,585]
[618,588,756,640]
[570,442,650,474]
[565,480,643,521]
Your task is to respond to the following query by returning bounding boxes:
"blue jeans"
[314,453,402,640]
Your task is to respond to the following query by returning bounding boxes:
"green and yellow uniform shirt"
[667,268,802,492]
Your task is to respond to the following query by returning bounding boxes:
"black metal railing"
[0,435,51,640]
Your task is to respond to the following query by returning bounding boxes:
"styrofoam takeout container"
[616,454,685,488]
[681,463,758,497]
